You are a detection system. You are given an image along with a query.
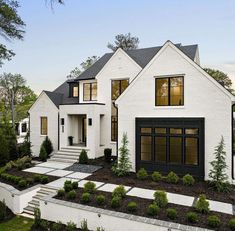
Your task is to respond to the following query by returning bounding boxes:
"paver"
[23,166,55,174]
[46,169,74,177]
[208,199,233,215]
[127,187,155,199]
[37,161,72,170]
[98,183,131,193]
[66,172,91,179]
[167,192,194,207]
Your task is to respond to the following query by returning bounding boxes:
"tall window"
[72,86,79,97]
[111,79,129,141]
[83,82,97,101]
[155,76,184,106]
[41,117,48,135]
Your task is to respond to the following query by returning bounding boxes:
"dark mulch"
[86,158,235,204]
[64,164,102,173]
[0,206,15,224]
[0,168,59,191]
[55,187,234,231]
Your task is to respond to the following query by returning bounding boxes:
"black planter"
[68,136,73,146]
[104,148,112,162]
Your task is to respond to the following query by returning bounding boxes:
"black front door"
[136,118,205,178]
[82,118,87,145]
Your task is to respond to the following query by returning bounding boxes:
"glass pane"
[111,116,117,141]
[141,136,152,161]
[170,77,184,106]
[91,82,97,101]
[83,84,90,101]
[121,79,129,94]
[156,78,169,106]
[155,128,166,134]
[73,86,78,97]
[169,137,182,164]
[21,123,27,133]
[185,128,199,135]
[155,137,166,163]
[185,138,198,165]
[170,128,182,134]
[41,117,47,135]
[112,80,120,100]
[141,128,151,133]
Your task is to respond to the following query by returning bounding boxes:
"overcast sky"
[1,0,235,94]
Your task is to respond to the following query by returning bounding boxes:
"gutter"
[113,102,119,158]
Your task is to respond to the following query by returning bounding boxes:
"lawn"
[0,216,34,231]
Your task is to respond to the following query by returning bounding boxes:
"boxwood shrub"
[166,208,177,220]
[195,194,210,214]
[186,212,198,223]
[66,190,77,200]
[154,190,168,208]
[147,203,160,216]
[182,174,195,186]
[18,179,27,188]
[207,215,221,228]
[151,171,162,182]
[81,193,91,204]
[96,195,106,205]
[127,202,137,213]
[111,196,121,208]
[228,218,235,231]
[136,168,148,180]
[84,181,96,194]
[166,171,179,184]
[57,189,65,197]
[112,185,126,198]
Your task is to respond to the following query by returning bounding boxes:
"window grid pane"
[170,128,182,134]
[169,137,182,164]
[141,128,151,133]
[155,128,167,134]
[156,78,169,106]
[73,86,78,97]
[170,77,183,106]
[185,128,199,135]
[84,83,91,101]
[91,82,97,101]
[141,136,152,161]
[185,138,198,165]
[155,137,167,163]
[41,117,47,135]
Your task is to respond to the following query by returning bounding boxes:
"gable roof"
[75,44,198,81]
[43,91,63,108]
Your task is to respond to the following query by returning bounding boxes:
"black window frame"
[111,79,129,101]
[155,76,184,106]
[69,83,79,98]
[21,123,27,133]
[83,82,97,101]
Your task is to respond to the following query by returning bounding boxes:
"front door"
[136,118,205,178]
[82,118,87,145]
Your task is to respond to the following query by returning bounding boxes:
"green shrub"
[96,195,106,205]
[64,180,72,185]
[67,190,77,200]
[147,203,160,216]
[80,219,88,231]
[72,181,78,189]
[195,194,210,214]
[151,171,162,182]
[207,215,221,228]
[228,219,235,231]
[96,227,105,231]
[127,202,137,212]
[66,221,77,231]
[104,148,112,163]
[154,190,168,208]
[84,181,96,194]
[64,182,73,192]
[18,179,27,188]
[0,200,7,221]
[111,196,121,208]
[186,212,198,223]
[182,174,195,186]
[166,171,179,184]
[26,177,34,185]
[136,168,148,180]
[81,192,91,204]
[39,220,50,230]
[34,207,41,228]
[42,136,53,157]
[33,174,41,182]
[0,130,9,166]
[39,145,47,161]
[166,208,177,220]
[51,221,64,231]
[40,176,49,184]
[13,176,21,184]
[57,189,65,197]
[79,149,88,164]
[112,185,126,198]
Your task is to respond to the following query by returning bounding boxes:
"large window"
[111,79,129,141]
[155,76,184,106]
[83,82,97,101]
[40,117,48,135]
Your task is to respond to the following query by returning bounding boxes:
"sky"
[1,0,235,94]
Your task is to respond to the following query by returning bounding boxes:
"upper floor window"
[72,86,79,97]
[83,82,97,101]
[40,117,48,135]
[155,76,184,106]
[112,79,129,100]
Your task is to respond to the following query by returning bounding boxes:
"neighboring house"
[16,118,29,143]
[29,41,235,181]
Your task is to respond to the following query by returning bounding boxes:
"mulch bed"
[0,168,59,191]
[86,158,235,204]
[55,187,234,231]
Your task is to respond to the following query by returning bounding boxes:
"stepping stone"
[208,200,233,215]
[127,187,155,199]
[167,192,194,207]
[46,177,79,189]
[37,162,72,170]
[66,172,91,180]
[46,169,73,177]
[78,180,104,189]
[98,183,131,193]
[23,166,55,174]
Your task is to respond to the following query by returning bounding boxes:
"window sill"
[154,106,185,109]
[110,141,117,144]
[40,135,47,137]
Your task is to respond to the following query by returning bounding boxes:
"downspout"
[113,102,118,158]
[232,104,235,180]
[58,112,60,151]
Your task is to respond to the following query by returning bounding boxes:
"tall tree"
[107,33,139,51]
[67,56,99,79]
[204,68,234,94]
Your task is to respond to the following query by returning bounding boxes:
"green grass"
[0,216,34,231]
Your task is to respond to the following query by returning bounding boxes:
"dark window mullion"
[168,77,171,106]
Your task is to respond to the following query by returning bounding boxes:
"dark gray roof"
[44,91,63,108]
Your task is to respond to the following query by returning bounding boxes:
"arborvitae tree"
[0,129,9,166]
[209,136,231,192]
[19,131,32,157]
[42,136,53,157]
[112,132,132,177]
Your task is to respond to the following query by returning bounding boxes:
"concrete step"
[56,151,80,156]
[61,146,87,150]
[40,185,57,193]
[23,206,35,215]
[57,149,81,154]
[33,194,45,200]
[28,200,39,207]
[48,158,77,163]
[51,154,79,160]
[20,212,34,219]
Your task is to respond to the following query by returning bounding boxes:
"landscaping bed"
[54,183,235,231]
[86,158,235,204]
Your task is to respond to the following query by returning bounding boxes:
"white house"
[29,41,235,181]
[16,118,29,144]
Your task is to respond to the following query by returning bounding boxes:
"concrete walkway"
[24,161,235,216]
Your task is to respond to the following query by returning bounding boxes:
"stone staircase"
[22,185,57,217]
[49,146,88,163]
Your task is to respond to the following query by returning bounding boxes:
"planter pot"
[68,136,74,146]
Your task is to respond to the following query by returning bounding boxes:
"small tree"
[209,136,231,192]
[42,136,53,157]
[0,129,9,166]
[112,133,132,176]
[19,132,32,157]
[39,145,47,162]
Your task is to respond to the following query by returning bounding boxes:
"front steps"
[49,146,89,163]
[21,185,57,217]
